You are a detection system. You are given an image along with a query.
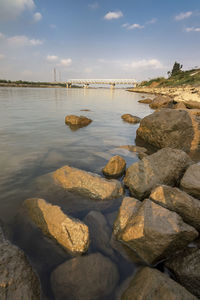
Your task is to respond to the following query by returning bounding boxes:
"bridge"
[65,79,137,88]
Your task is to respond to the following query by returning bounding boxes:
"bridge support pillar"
[66,83,72,88]
[84,84,89,89]
[110,83,115,89]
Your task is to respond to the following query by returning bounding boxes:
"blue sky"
[0,0,200,81]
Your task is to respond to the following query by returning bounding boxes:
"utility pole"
[59,70,61,82]
[54,68,56,82]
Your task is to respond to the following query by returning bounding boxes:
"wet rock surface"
[51,252,119,300]
[115,199,198,264]
[121,267,197,300]
[23,198,89,255]
[138,98,153,104]
[65,115,92,130]
[150,185,200,230]
[121,114,141,124]
[180,164,200,199]
[102,155,126,178]
[124,148,191,200]
[137,108,200,152]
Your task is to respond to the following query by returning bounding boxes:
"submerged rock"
[115,199,198,264]
[124,148,191,200]
[53,165,123,200]
[51,253,119,300]
[102,155,126,178]
[121,267,197,300]
[121,114,141,124]
[65,115,92,129]
[23,198,89,255]
[137,108,200,152]
[150,185,200,230]
[180,164,200,199]
[138,98,153,104]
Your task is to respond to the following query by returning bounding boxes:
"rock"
[80,109,91,111]
[121,114,141,124]
[119,145,147,153]
[65,115,92,129]
[184,100,200,109]
[121,267,197,300]
[138,98,153,104]
[23,198,89,255]
[124,148,191,200]
[180,164,200,199]
[174,102,186,109]
[51,253,119,300]
[0,228,41,300]
[150,185,200,230]
[137,152,148,160]
[116,199,198,264]
[84,211,114,257]
[149,95,173,109]
[113,197,141,238]
[102,155,126,178]
[53,165,123,200]
[136,109,200,152]
[165,247,200,298]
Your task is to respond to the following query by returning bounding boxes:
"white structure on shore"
[65,79,137,88]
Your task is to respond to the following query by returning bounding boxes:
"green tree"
[168,62,183,77]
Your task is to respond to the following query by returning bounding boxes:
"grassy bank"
[0,80,81,88]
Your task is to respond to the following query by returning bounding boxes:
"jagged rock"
[137,109,200,152]
[180,164,200,199]
[51,253,119,300]
[83,211,114,257]
[102,155,126,178]
[116,199,198,264]
[149,95,173,109]
[174,102,186,109]
[165,247,200,298]
[150,185,200,230]
[124,148,191,200]
[121,267,197,300]
[53,165,123,200]
[65,115,92,129]
[23,198,89,255]
[138,98,153,104]
[137,152,148,160]
[184,100,200,109]
[121,114,141,124]
[0,227,41,300]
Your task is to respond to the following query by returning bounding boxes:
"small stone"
[138,98,153,104]
[65,115,92,129]
[102,155,126,178]
[121,114,141,124]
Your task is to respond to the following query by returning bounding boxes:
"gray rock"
[124,148,191,200]
[149,95,173,109]
[116,199,198,264]
[150,185,200,230]
[102,155,126,178]
[51,253,119,300]
[121,267,197,300]
[180,164,200,199]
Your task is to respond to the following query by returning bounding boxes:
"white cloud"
[129,59,163,69]
[175,11,193,21]
[60,59,72,67]
[46,55,59,62]
[33,12,42,22]
[88,2,99,9]
[185,27,200,32]
[104,11,123,20]
[0,0,35,20]
[146,18,157,24]
[0,54,5,59]
[127,23,144,30]
[7,35,43,46]
[122,23,129,28]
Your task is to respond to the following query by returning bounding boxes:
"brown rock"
[121,114,141,124]
[119,145,147,153]
[117,199,198,264]
[180,164,200,199]
[150,185,200,230]
[174,102,186,109]
[184,100,200,109]
[23,198,89,255]
[51,253,119,300]
[53,165,123,200]
[121,267,197,300]
[137,108,200,152]
[138,98,153,104]
[149,95,173,109]
[124,148,191,200]
[65,115,92,129]
[102,155,126,178]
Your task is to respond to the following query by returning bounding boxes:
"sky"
[0,0,200,82]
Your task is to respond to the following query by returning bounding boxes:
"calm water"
[0,87,153,299]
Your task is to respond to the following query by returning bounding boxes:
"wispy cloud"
[127,59,163,69]
[123,19,156,30]
[185,27,200,32]
[146,18,157,24]
[46,55,59,62]
[127,23,144,30]
[104,11,123,20]
[33,12,42,22]
[175,11,193,21]
[0,0,35,20]
[88,2,99,10]
[60,58,72,67]
[7,35,43,46]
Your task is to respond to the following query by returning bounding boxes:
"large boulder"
[115,199,198,264]
[150,185,200,230]
[102,155,126,178]
[23,198,89,255]
[121,114,141,124]
[184,100,200,109]
[65,115,92,129]
[165,247,200,298]
[53,165,123,200]
[51,253,119,300]
[136,109,200,152]
[149,95,173,109]
[0,227,41,300]
[180,164,200,199]
[124,148,191,200]
[121,267,197,300]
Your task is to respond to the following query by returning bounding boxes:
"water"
[0,87,153,299]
